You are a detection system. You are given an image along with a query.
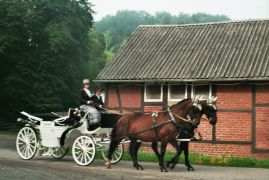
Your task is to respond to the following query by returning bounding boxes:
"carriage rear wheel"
[16,127,38,160]
[72,136,96,166]
[101,143,124,164]
[52,146,69,159]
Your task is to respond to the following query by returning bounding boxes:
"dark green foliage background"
[0,1,229,124]
[0,0,105,122]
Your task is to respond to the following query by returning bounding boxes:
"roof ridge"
[138,19,269,28]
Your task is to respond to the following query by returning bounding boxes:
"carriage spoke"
[18,137,25,142]
[28,146,33,154]
[84,154,88,163]
[86,151,94,156]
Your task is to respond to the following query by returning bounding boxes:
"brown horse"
[165,97,218,171]
[128,97,217,172]
[105,98,203,171]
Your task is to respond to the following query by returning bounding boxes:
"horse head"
[199,96,218,125]
[186,95,218,127]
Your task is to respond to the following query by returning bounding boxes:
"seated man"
[92,87,105,111]
[79,79,100,130]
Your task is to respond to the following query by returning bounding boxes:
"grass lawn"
[95,150,269,169]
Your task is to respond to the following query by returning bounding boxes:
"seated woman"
[80,79,100,130]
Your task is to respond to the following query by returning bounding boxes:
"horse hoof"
[105,162,111,169]
[170,164,176,170]
[160,167,168,172]
[187,166,195,171]
[166,161,171,168]
[138,165,144,170]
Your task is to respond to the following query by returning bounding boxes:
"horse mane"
[169,98,192,109]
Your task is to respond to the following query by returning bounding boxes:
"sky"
[90,0,269,21]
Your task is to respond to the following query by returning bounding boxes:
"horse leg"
[151,141,161,165]
[182,141,195,171]
[105,127,122,168]
[167,138,181,170]
[129,139,143,170]
[128,139,135,167]
[159,142,168,172]
[167,140,183,169]
[134,141,143,170]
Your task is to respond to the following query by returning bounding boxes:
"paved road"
[0,135,269,180]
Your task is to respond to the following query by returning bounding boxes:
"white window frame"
[191,84,212,99]
[168,84,187,101]
[144,84,163,102]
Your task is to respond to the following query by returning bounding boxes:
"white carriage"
[16,108,124,166]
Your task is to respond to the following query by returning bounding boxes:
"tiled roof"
[96,20,269,82]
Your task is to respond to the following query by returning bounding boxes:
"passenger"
[92,87,105,111]
[80,79,100,130]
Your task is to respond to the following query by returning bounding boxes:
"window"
[192,84,212,99]
[144,84,163,102]
[168,84,187,101]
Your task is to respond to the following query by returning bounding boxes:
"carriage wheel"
[72,136,96,166]
[16,127,38,160]
[101,143,124,164]
[52,146,69,159]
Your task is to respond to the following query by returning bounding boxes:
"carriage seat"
[32,112,62,121]
[33,109,80,126]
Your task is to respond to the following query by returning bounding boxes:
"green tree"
[0,0,94,122]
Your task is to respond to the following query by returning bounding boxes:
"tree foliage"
[95,10,230,52]
[0,0,100,121]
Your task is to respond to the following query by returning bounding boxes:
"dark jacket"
[80,89,93,105]
[92,94,104,110]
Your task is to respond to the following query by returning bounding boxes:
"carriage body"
[16,108,124,165]
[39,121,67,147]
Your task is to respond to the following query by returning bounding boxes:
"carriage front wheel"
[16,127,38,160]
[101,143,124,164]
[72,136,96,166]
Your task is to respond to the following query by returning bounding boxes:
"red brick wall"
[196,117,212,140]
[256,107,269,149]
[144,106,163,112]
[256,85,269,104]
[107,85,141,108]
[216,112,252,141]
[107,85,119,108]
[217,84,252,109]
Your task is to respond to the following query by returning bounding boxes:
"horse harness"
[149,109,195,141]
[107,108,197,142]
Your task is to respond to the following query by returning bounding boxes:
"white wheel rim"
[101,143,124,164]
[52,147,68,159]
[16,127,37,160]
[72,136,95,166]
